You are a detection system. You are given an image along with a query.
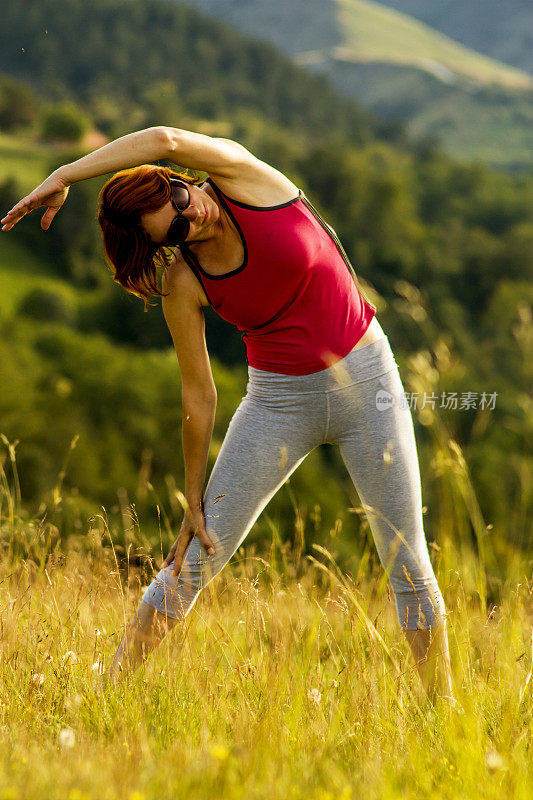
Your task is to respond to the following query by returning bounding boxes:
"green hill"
[379,0,533,75]
[303,0,532,90]
[182,0,533,168]
[0,131,50,192]
[0,1,531,539]
[186,0,531,88]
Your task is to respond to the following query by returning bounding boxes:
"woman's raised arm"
[1,126,250,232]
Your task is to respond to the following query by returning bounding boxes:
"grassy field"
[0,132,97,318]
[0,131,52,194]
[0,430,532,800]
[0,120,531,800]
[0,235,88,317]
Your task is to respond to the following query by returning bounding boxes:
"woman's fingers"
[197,527,215,557]
[160,509,215,577]
[160,541,177,570]
[189,506,215,557]
[1,199,31,230]
[41,206,58,230]
[2,193,45,230]
[172,532,193,576]
[2,178,68,231]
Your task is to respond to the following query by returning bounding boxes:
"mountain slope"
[181,0,533,167]
[378,0,533,75]
[0,0,374,144]
[184,0,532,89]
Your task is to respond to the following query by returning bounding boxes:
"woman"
[1,126,453,702]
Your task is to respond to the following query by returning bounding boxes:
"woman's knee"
[390,575,447,630]
[141,537,228,621]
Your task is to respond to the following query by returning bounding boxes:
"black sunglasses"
[165,179,192,245]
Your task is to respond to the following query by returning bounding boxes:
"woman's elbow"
[152,126,176,159]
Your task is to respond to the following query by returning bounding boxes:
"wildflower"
[486,749,507,773]
[62,651,78,665]
[308,687,322,705]
[91,660,104,675]
[58,727,76,749]
[31,673,45,686]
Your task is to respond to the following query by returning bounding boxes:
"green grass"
[0,130,53,193]
[0,131,97,316]
[0,235,89,317]
[333,0,532,89]
[0,468,531,799]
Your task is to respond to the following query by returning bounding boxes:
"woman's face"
[140,182,220,245]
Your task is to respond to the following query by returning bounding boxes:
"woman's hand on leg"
[161,506,215,576]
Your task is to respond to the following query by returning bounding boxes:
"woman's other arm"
[159,261,218,575]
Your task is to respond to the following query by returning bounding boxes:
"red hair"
[97,164,202,311]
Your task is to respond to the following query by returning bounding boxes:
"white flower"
[91,660,104,675]
[32,673,45,686]
[307,687,322,705]
[58,727,76,749]
[486,749,506,773]
[62,651,78,665]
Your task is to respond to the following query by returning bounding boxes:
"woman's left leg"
[109,387,325,682]
[325,341,453,700]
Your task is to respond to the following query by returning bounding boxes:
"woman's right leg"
[325,339,453,700]
[109,389,325,681]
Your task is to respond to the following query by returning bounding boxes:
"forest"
[0,0,531,559]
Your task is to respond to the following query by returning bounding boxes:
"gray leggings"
[142,331,447,630]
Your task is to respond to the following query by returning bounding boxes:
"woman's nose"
[183,204,202,222]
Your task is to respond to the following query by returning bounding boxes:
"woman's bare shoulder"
[163,250,210,308]
[207,157,300,207]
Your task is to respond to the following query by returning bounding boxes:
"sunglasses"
[165,178,192,245]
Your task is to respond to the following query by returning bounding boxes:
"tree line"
[0,0,530,552]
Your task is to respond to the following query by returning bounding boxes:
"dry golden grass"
[0,487,531,799]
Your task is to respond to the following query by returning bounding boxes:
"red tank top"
[180,177,377,375]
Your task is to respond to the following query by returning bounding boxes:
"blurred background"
[0,0,531,580]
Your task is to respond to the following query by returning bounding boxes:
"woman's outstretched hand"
[161,504,215,577]
[1,172,70,232]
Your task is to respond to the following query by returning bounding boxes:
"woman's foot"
[403,620,454,703]
[108,600,178,684]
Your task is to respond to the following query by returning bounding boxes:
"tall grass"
[0,283,531,799]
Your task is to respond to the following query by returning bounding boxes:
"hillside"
[182,0,533,168]
[300,0,532,89]
[379,0,533,75]
[183,0,531,89]
[0,0,374,144]
[0,0,531,536]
